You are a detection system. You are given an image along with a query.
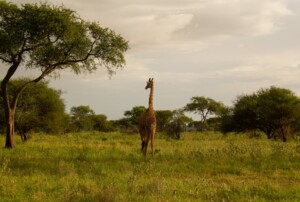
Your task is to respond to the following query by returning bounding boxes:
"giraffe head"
[145,78,154,90]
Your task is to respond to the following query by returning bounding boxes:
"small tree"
[70,105,95,132]
[0,78,66,140]
[165,109,192,139]
[184,96,226,131]
[113,118,133,133]
[0,1,128,148]
[124,106,147,126]
[155,110,173,132]
[92,114,114,132]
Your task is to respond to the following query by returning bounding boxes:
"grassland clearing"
[0,132,300,201]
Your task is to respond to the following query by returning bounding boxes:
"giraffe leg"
[151,131,155,159]
[141,140,145,152]
[143,140,149,156]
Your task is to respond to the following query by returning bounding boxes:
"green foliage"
[124,106,147,126]
[68,105,114,132]
[184,96,226,131]
[0,132,300,201]
[231,86,300,141]
[91,114,114,132]
[232,93,259,132]
[117,106,146,133]
[69,105,95,132]
[113,118,133,133]
[155,110,173,132]
[165,109,192,139]
[0,0,128,147]
[0,78,66,136]
[0,1,129,74]
[70,105,95,118]
[218,107,235,134]
[28,82,66,134]
[257,87,300,141]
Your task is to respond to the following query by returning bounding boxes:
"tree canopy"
[0,1,129,148]
[231,86,300,141]
[184,96,226,131]
[0,1,128,75]
[124,106,147,126]
[0,78,66,140]
[155,110,173,132]
[69,105,95,132]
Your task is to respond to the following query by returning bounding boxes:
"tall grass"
[0,132,300,201]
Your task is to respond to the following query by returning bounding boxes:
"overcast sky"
[4,0,300,120]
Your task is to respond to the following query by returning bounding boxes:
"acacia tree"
[184,96,225,131]
[0,1,128,148]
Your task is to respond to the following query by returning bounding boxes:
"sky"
[3,0,300,120]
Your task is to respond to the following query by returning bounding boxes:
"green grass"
[0,132,300,201]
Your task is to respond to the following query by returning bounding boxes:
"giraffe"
[139,78,156,158]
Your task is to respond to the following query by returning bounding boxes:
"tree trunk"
[5,109,15,148]
[198,120,205,132]
[1,61,29,148]
[280,124,290,142]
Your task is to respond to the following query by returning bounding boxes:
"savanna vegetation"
[0,132,300,201]
[1,1,300,201]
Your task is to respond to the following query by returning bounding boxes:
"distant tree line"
[1,79,300,143]
[117,106,192,139]
[182,87,300,142]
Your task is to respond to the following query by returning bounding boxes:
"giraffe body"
[139,78,156,158]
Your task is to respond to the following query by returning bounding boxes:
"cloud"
[213,52,300,88]
[13,0,293,48]
[173,0,292,41]
[99,0,293,50]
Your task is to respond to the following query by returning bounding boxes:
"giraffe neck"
[148,85,154,112]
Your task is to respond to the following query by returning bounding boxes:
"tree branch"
[11,67,56,110]
[1,61,21,112]
[51,39,97,67]
[0,55,12,63]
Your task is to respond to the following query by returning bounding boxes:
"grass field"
[0,132,300,202]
